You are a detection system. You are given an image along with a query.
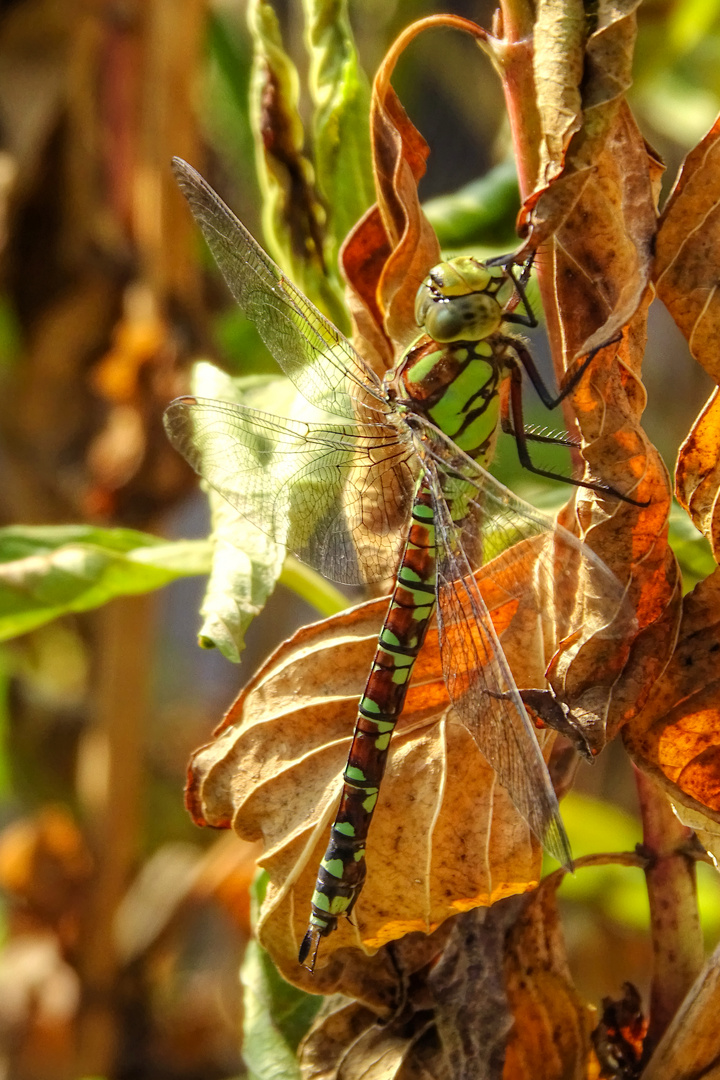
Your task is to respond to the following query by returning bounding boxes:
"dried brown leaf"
[534,103,660,365]
[530,0,642,191]
[623,570,720,823]
[547,299,676,740]
[510,1,656,360]
[302,1004,439,1080]
[490,9,674,742]
[427,904,520,1080]
[655,116,720,383]
[676,388,720,559]
[502,879,594,1080]
[187,540,592,993]
[341,16,485,372]
[641,942,720,1080]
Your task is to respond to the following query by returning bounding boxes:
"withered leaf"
[675,388,720,560]
[341,15,485,372]
[188,536,601,992]
[298,888,594,1080]
[427,904,519,1080]
[623,569,720,824]
[512,2,656,362]
[188,594,542,994]
[655,115,720,384]
[655,116,720,559]
[531,103,659,365]
[503,878,594,1080]
[641,942,720,1080]
[548,300,676,742]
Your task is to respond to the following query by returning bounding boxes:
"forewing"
[423,423,634,736]
[164,396,417,585]
[172,159,388,421]
[428,465,571,867]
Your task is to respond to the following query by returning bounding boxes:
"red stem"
[635,767,704,1052]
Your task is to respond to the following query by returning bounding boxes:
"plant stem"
[635,767,704,1053]
[75,594,153,1075]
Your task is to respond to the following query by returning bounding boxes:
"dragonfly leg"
[484,687,595,761]
[507,333,623,411]
[489,253,538,329]
[500,392,580,448]
[505,355,648,506]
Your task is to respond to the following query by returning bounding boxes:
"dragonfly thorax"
[387,335,503,459]
[415,256,514,343]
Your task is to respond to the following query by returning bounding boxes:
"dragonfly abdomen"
[299,480,437,968]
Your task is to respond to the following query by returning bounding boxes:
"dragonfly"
[164,158,639,971]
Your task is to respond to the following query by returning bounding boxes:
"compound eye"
[419,293,502,342]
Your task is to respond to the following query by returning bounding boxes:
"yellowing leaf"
[187,589,544,994]
[655,116,720,384]
[623,570,720,822]
[675,387,720,560]
[503,879,595,1080]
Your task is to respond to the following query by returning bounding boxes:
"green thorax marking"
[386,255,516,461]
[389,337,503,459]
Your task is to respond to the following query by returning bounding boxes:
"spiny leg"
[502,342,647,506]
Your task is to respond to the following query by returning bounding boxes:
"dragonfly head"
[415,257,514,343]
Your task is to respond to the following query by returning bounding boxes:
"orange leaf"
[675,387,720,559]
[187,590,544,994]
[503,879,595,1080]
[549,301,676,741]
[341,16,486,372]
[655,116,720,383]
[623,569,720,821]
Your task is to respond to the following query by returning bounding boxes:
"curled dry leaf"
[493,4,675,740]
[298,879,593,1080]
[502,877,595,1080]
[296,924,465,1080]
[508,1,655,361]
[549,297,677,743]
[641,942,720,1080]
[674,388,720,562]
[535,103,661,364]
[655,117,720,383]
[340,15,485,372]
[655,117,720,557]
[623,570,720,826]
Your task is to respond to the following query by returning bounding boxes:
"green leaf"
[0,525,211,641]
[190,364,291,661]
[423,160,521,251]
[242,873,321,1079]
[247,0,348,331]
[669,501,715,590]
[303,0,374,262]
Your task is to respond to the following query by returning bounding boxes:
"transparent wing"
[427,464,571,865]
[420,426,634,864]
[172,159,388,422]
[164,396,418,585]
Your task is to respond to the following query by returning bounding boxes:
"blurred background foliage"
[0,0,719,1077]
